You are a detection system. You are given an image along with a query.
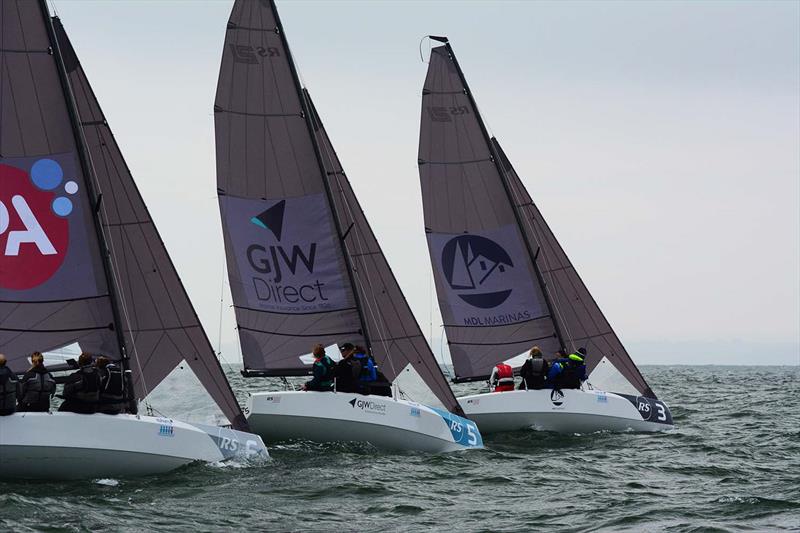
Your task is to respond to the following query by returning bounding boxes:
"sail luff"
[36,1,129,370]
[268,0,373,354]
[52,17,250,428]
[441,40,567,352]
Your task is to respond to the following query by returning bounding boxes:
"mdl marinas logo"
[0,157,79,290]
[431,226,543,327]
[441,234,514,309]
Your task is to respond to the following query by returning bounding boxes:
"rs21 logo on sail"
[0,158,80,290]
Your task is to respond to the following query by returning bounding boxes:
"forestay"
[215,0,462,413]
[418,38,657,399]
[53,18,250,427]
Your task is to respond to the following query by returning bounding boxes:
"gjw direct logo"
[349,397,387,415]
[246,200,328,305]
[0,158,79,290]
[441,235,514,309]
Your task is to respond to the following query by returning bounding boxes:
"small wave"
[391,504,424,515]
[93,479,119,487]
[715,495,800,509]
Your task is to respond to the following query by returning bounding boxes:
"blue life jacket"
[353,352,377,382]
[546,358,570,387]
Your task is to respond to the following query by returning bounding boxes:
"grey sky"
[50,0,799,365]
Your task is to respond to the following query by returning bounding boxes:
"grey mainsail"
[419,42,562,382]
[53,18,249,428]
[419,38,657,399]
[215,0,364,375]
[0,0,119,369]
[215,1,462,413]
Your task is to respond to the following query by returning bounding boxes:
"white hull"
[0,412,268,480]
[459,388,673,434]
[247,391,483,453]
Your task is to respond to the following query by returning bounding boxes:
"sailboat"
[0,1,267,479]
[417,36,673,434]
[214,1,481,452]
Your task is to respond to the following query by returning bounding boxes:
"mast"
[39,3,134,404]
[270,0,374,354]
[435,37,568,352]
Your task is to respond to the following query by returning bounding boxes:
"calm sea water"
[1,365,798,532]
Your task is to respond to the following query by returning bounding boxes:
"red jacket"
[491,363,515,392]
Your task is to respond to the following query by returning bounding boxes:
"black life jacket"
[0,367,17,412]
[20,368,56,407]
[521,357,548,390]
[334,358,359,392]
[100,364,125,401]
[560,361,583,389]
[64,367,101,404]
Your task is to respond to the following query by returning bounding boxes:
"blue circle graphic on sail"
[441,235,514,309]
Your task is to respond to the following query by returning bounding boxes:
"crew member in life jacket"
[547,347,588,390]
[59,353,102,414]
[489,362,515,392]
[95,356,126,414]
[518,346,549,390]
[335,343,361,393]
[17,352,56,412]
[303,344,336,392]
[352,345,379,395]
[0,354,18,416]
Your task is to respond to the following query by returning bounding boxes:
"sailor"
[489,362,515,392]
[547,347,588,389]
[562,348,588,389]
[0,354,18,416]
[302,344,336,392]
[59,353,102,414]
[352,345,378,394]
[335,343,361,393]
[518,346,549,390]
[17,352,56,412]
[96,356,126,414]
